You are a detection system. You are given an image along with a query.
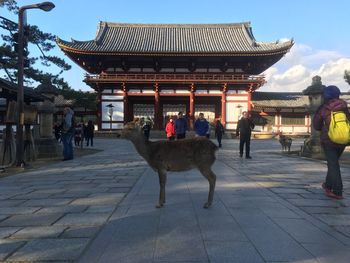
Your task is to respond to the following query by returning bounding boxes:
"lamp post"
[16,2,55,167]
[106,103,114,131]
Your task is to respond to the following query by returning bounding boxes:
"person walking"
[174,111,187,140]
[61,107,75,161]
[165,118,176,141]
[141,117,153,141]
[236,111,255,159]
[85,120,95,146]
[194,113,209,137]
[313,85,350,200]
[215,119,225,147]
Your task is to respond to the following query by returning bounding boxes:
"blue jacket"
[175,117,187,135]
[194,119,209,136]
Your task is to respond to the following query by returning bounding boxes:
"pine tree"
[0,0,71,89]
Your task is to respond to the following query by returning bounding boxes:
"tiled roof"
[252,92,350,108]
[0,78,45,102]
[57,22,293,55]
[252,92,308,108]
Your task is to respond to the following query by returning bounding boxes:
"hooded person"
[313,85,350,199]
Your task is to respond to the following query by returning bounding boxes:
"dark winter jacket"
[236,118,255,138]
[174,117,187,135]
[194,119,209,136]
[313,98,350,148]
[215,122,225,137]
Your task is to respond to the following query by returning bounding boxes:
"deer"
[118,120,218,208]
[277,132,292,152]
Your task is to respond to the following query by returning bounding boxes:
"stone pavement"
[1,138,350,262]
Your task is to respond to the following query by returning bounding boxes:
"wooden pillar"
[221,83,227,126]
[276,109,281,132]
[306,113,310,133]
[189,83,195,129]
[154,83,160,129]
[247,84,253,113]
[122,82,128,124]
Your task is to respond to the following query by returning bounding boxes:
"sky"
[2,0,350,92]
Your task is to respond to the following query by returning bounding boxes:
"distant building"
[252,91,350,134]
[57,22,293,130]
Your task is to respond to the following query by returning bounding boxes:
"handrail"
[85,73,265,83]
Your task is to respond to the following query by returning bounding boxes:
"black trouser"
[239,136,251,157]
[86,136,94,146]
[324,145,345,195]
[217,134,222,146]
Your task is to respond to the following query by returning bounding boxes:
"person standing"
[215,119,225,147]
[194,113,209,137]
[236,111,255,159]
[86,120,95,146]
[174,111,187,140]
[61,107,75,161]
[142,117,153,141]
[313,85,349,200]
[165,118,176,141]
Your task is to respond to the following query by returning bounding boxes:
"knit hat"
[323,85,341,100]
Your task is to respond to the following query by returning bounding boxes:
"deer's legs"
[199,167,216,209]
[156,170,167,208]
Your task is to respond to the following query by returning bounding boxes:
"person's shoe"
[239,154,243,158]
[246,156,252,159]
[322,182,331,193]
[326,191,344,200]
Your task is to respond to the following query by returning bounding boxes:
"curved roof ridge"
[100,21,252,28]
[95,21,108,45]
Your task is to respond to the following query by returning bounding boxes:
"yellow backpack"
[328,111,350,144]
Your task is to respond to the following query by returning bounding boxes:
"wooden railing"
[85,73,265,84]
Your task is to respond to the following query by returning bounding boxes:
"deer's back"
[147,138,218,172]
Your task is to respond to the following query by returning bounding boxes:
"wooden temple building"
[57,22,293,130]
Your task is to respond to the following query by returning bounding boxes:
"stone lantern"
[34,78,60,158]
[300,76,326,158]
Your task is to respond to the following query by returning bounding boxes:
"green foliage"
[0,0,72,90]
[59,88,97,111]
[345,70,350,86]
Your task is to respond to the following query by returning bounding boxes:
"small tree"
[345,70,350,86]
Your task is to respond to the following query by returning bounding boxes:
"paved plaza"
[0,137,350,262]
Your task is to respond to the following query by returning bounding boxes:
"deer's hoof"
[203,202,211,209]
[156,203,164,208]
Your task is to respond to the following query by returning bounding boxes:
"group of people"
[164,111,225,147]
[54,107,95,161]
[73,120,95,147]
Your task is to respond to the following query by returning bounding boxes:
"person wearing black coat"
[215,119,225,147]
[85,120,95,146]
[236,111,255,159]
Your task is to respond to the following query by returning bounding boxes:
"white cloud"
[260,44,350,92]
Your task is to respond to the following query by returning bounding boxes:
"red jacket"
[165,121,175,137]
[313,98,350,148]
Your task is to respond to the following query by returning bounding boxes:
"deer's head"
[118,119,142,139]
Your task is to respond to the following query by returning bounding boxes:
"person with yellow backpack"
[314,85,350,200]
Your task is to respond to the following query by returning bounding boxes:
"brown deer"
[118,120,218,208]
[277,133,292,152]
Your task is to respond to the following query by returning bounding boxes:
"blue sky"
[2,0,350,92]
